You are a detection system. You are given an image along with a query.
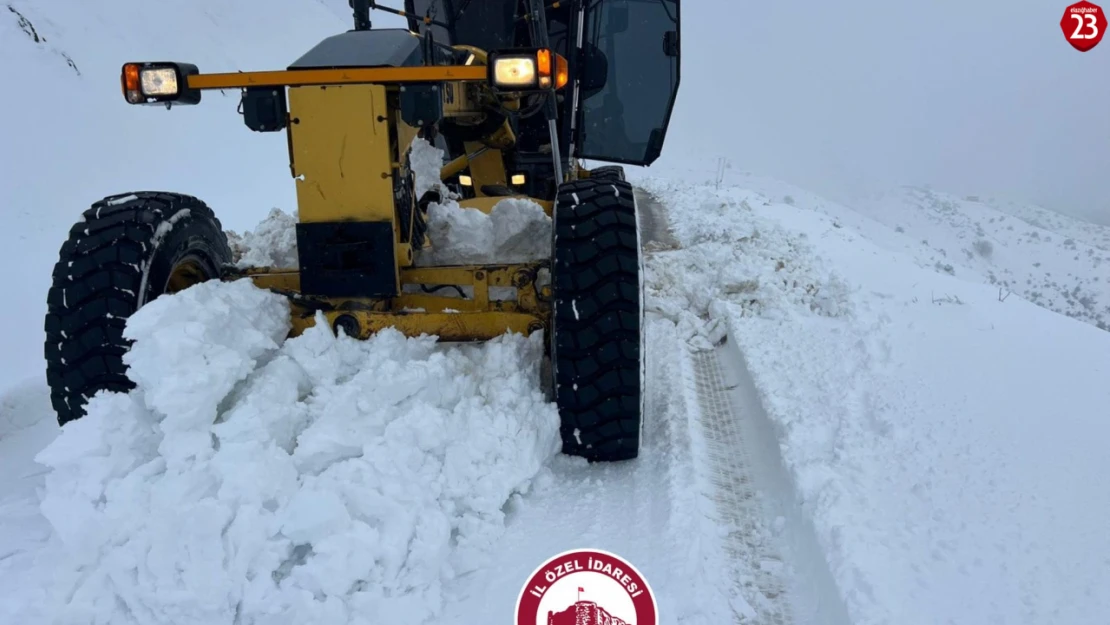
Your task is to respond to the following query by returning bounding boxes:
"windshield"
[405,0,526,52]
[452,1,520,50]
[579,0,680,166]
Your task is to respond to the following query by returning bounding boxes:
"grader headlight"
[140,67,179,97]
[488,49,569,92]
[121,62,202,106]
[491,55,538,88]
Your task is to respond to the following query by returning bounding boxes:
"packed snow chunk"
[417,198,551,266]
[280,489,352,545]
[122,279,291,461]
[491,198,552,260]
[420,200,495,265]
[226,208,300,269]
[409,136,453,201]
[24,282,560,625]
[410,133,550,265]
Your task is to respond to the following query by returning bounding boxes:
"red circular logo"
[515,549,657,625]
[1061,1,1107,52]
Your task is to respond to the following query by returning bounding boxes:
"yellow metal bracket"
[226,261,552,342]
[187,65,487,90]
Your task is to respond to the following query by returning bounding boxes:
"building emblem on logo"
[515,549,657,625]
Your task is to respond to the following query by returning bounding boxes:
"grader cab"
[45,0,680,462]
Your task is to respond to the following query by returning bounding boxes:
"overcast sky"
[651,0,1110,223]
[354,1,1109,223]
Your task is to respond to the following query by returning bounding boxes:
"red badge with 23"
[1061,1,1107,51]
[515,549,657,625]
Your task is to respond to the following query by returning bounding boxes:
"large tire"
[44,192,232,426]
[588,165,626,182]
[551,178,643,461]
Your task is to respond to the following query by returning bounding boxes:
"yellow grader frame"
[45,1,681,463]
[187,64,557,343]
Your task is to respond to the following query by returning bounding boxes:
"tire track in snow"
[633,188,680,251]
[636,186,798,625]
[712,334,854,625]
[691,347,794,625]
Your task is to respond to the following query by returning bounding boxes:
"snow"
[4,165,1110,623]
[227,192,553,269]
[0,381,56,569]
[437,318,738,625]
[106,194,139,206]
[647,164,1110,331]
[220,136,555,270]
[639,175,1110,625]
[227,208,300,269]
[0,0,348,391]
[409,136,453,201]
[8,278,560,624]
[410,139,552,266]
[849,186,1110,330]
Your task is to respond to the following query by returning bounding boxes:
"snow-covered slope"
[0,0,346,391]
[852,187,1110,330]
[648,158,1110,333]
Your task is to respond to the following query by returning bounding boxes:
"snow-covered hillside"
[657,156,1110,333]
[853,187,1110,331]
[0,0,347,390]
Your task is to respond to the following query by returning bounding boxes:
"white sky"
[655,0,1110,223]
[355,1,1109,223]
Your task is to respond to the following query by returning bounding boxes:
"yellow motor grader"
[44,0,680,462]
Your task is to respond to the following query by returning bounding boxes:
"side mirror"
[608,4,630,34]
[579,46,608,94]
[663,31,679,57]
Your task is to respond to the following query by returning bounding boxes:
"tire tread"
[44,192,230,425]
[552,178,642,461]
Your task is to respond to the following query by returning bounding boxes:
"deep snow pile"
[10,279,559,624]
[637,175,1110,625]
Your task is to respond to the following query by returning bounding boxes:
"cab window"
[579,0,679,166]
